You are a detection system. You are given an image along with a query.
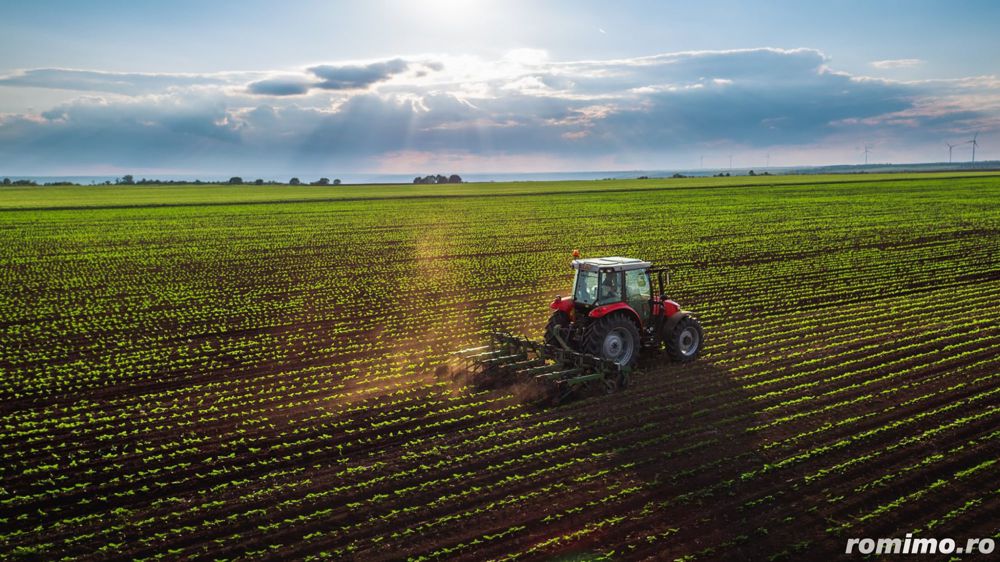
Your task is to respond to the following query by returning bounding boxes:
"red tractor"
[544,255,703,366]
[456,254,702,403]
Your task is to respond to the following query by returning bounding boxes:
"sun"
[411,0,491,25]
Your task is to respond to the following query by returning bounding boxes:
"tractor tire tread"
[665,314,704,362]
[583,313,641,367]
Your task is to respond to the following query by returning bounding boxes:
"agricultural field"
[1,173,998,560]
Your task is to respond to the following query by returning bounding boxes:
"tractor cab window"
[574,269,623,305]
[626,269,652,322]
[597,270,623,305]
[574,270,598,305]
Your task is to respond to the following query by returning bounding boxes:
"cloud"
[871,58,924,69]
[245,58,443,96]
[0,58,442,99]
[0,94,243,174]
[0,68,232,95]
[308,58,411,90]
[0,48,997,174]
[247,77,312,96]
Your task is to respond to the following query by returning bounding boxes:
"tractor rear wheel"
[665,315,703,362]
[584,314,640,367]
[544,311,571,348]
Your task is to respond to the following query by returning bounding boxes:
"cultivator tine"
[480,353,527,367]
[505,357,545,371]
[535,367,582,381]
[454,345,490,356]
[516,363,562,377]
[456,329,633,405]
[454,345,499,372]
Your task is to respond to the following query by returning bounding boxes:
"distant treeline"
[1,175,346,187]
[413,174,463,184]
[2,175,471,186]
[2,178,48,186]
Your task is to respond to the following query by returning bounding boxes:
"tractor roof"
[571,256,652,272]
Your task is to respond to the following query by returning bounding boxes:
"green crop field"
[1,173,999,560]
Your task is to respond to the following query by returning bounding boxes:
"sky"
[1,0,998,177]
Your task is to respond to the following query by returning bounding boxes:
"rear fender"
[550,296,574,316]
[655,298,681,318]
[589,302,643,328]
[662,310,691,336]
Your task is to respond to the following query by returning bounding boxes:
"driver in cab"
[601,273,620,302]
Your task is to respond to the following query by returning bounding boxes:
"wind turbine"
[966,131,979,165]
[862,143,873,165]
[946,142,958,164]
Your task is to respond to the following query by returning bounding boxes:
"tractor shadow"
[600,355,761,479]
[434,334,793,559]
[522,354,769,557]
[446,346,762,471]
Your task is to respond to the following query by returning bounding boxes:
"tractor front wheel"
[584,314,640,367]
[665,315,703,362]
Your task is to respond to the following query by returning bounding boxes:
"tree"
[448,174,462,183]
[748,170,756,176]
[254,178,264,185]
[312,177,330,186]
[119,175,135,185]
[2,178,10,186]
[289,177,301,185]
[333,178,341,185]
[229,177,243,184]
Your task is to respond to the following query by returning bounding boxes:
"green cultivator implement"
[455,332,631,405]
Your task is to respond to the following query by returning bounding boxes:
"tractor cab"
[570,257,654,324]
